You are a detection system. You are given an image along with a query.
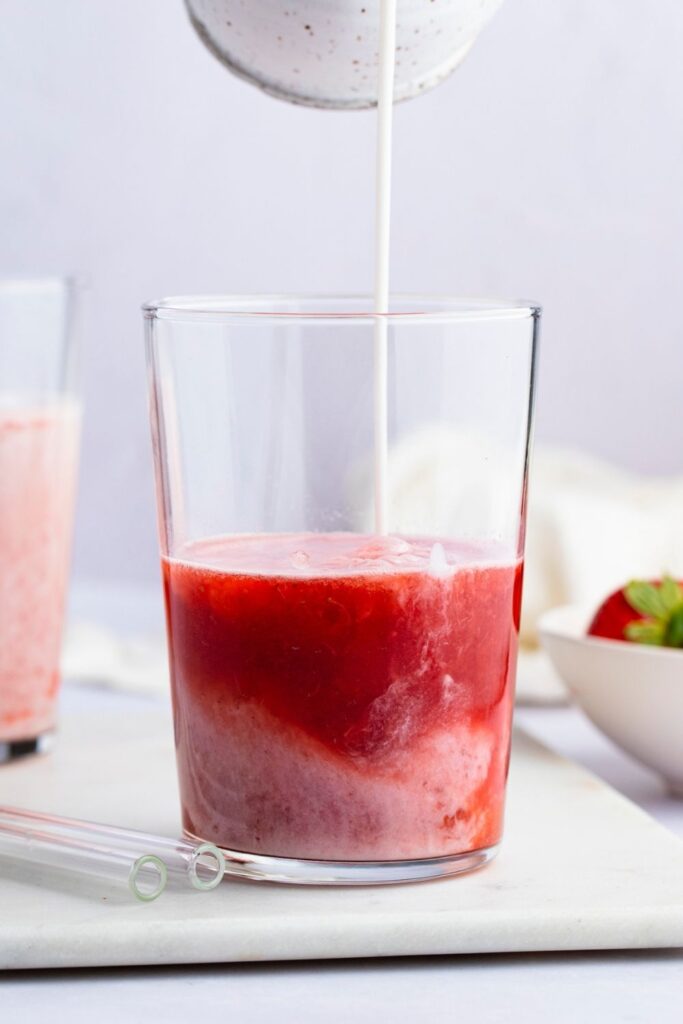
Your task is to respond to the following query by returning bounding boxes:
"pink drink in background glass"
[0,402,80,744]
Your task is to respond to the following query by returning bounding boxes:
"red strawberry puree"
[163,533,522,862]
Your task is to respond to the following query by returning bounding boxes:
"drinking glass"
[0,279,80,762]
[144,295,539,884]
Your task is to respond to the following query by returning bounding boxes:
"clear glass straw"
[0,806,226,891]
[0,818,167,901]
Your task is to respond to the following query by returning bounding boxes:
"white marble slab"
[0,711,682,970]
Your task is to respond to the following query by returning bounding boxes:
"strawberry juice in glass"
[145,296,538,883]
[0,280,80,761]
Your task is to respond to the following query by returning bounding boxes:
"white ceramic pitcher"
[185,0,504,109]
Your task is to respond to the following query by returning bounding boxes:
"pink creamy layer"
[0,403,80,740]
[177,695,511,860]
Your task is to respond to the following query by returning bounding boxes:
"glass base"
[0,730,55,765]
[185,830,499,885]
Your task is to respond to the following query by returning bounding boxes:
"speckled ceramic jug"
[185,0,504,109]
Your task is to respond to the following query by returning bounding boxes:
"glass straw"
[0,805,226,891]
[0,818,166,901]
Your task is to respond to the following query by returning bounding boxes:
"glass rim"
[142,293,541,325]
[0,276,77,296]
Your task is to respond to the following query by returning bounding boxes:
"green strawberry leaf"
[624,581,668,620]
[660,576,683,614]
[664,605,683,648]
[624,620,665,645]
[620,577,683,648]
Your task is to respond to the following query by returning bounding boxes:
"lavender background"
[2,0,682,588]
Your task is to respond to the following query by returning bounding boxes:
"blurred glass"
[0,279,81,762]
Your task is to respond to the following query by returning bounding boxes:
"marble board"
[1,711,682,969]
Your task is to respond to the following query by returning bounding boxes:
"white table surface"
[3,588,683,1021]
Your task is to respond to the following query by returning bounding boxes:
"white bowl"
[186,0,504,109]
[539,605,683,796]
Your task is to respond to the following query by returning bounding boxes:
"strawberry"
[588,577,683,648]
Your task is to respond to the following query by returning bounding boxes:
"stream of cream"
[372,0,397,535]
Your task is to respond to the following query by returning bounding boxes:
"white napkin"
[524,448,683,645]
[62,622,169,695]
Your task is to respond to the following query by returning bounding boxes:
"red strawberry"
[588,577,683,648]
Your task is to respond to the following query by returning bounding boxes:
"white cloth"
[62,621,169,695]
[524,448,683,645]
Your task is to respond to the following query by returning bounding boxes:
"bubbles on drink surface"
[289,549,310,570]
[176,532,507,578]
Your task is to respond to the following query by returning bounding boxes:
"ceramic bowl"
[185,0,504,108]
[539,605,683,795]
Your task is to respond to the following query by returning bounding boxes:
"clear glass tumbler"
[0,279,80,762]
[144,295,539,885]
